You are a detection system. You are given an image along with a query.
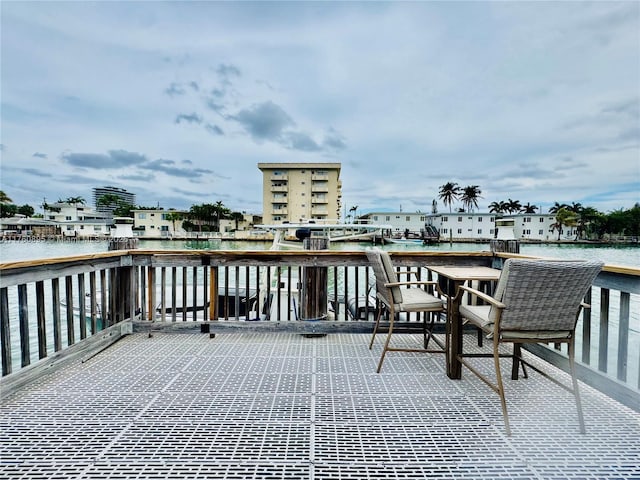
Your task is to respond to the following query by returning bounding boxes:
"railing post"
[1,287,11,376]
[300,237,329,321]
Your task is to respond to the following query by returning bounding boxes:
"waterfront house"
[44,202,111,238]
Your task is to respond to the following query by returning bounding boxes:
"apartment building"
[93,186,136,214]
[361,212,430,235]
[258,163,342,224]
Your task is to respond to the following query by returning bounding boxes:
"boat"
[255,221,392,250]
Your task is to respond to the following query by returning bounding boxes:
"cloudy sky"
[1,1,638,216]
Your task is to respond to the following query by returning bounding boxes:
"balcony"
[270,174,288,181]
[311,185,329,193]
[1,251,638,479]
[271,185,288,192]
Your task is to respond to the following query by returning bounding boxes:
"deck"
[2,331,639,480]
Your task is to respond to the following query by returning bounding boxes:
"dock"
[2,331,639,479]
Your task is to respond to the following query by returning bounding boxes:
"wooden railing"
[1,250,638,409]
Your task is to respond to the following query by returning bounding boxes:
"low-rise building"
[44,202,111,237]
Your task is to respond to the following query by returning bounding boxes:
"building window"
[373,216,378,221]
[478,229,482,234]
[524,217,531,223]
[66,216,72,221]
[406,216,410,221]
[458,217,462,222]
[442,216,448,222]
[441,228,448,234]
[457,228,462,234]
[478,217,482,222]
[139,213,146,219]
[540,218,545,223]
[385,216,390,221]
[539,229,544,235]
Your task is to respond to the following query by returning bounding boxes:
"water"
[1,238,638,267]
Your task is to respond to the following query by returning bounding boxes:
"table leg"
[447,281,463,379]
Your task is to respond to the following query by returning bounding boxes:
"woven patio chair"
[366,248,447,373]
[457,258,603,435]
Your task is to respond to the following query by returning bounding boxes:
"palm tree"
[349,205,358,223]
[549,202,569,214]
[488,201,508,214]
[165,211,183,234]
[65,196,86,205]
[230,211,245,230]
[438,182,460,213]
[554,207,578,240]
[460,185,482,212]
[505,199,522,214]
[520,203,538,214]
[0,190,12,204]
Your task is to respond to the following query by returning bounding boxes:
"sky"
[1,1,639,217]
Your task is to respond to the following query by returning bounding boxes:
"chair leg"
[369,306,384,350]
[494,338,511,436]
[377,310,396,373]
[568,340,586,434]
[511,343,528,380]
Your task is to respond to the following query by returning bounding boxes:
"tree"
[460,185,482,212]
[553,207,578,240]
[549,202,569,214]
[520,203,538,214]
[165,211,183,233]
[349,205,358,223]
[17,205,35,217]
[0,203,17,218]
[64,196,86,205]
[230,211,245,231]
[505,199,522,214]
[0,191,12,204]
[438,182,460,213]
[488,201,507,214]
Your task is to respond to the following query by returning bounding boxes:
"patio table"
[426,265,501,379]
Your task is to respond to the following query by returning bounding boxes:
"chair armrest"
[384,280,438,287]
[385,280,447,298]
[459,285,505,309]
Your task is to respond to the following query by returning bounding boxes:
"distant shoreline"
[1,235,638,246]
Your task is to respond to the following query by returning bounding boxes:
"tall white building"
[258,163,342,224]
[93,186,136,214]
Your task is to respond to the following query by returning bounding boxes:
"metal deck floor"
[1,332,639,479]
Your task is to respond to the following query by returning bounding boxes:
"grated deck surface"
[1,332,639,479]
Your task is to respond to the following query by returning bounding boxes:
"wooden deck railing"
[1,249,638,409]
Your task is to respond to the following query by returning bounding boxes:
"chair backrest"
[492,258,604,332]
[365,249,403,306]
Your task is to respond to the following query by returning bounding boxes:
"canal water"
[1,238,638,267]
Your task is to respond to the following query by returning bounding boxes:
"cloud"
[175,113,203,124]
[231,101,294,142]
[22,168,52,177]
[189,81,199,91]
[165,82,186,97]
[62,150,147,169]
[282,132,321,152]
[118,173,155,182]
[139,158,214,178]
[32,152,47,158]
[322,129,347,151]
[205,124,224,136]
[216,63,241,85]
